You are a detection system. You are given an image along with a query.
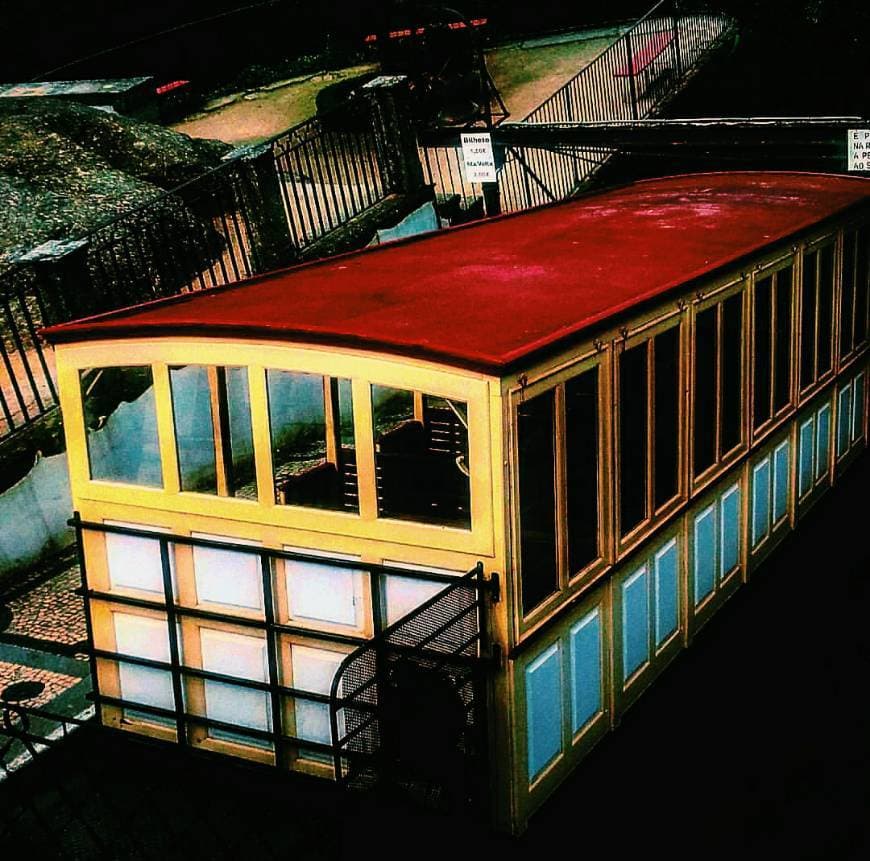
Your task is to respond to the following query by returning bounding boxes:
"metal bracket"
[485,571,501,603]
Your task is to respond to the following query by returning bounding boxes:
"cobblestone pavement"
[3,566,86,648]
[0,660,80,707]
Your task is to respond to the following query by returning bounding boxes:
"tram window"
[840,231,856,359]
[855,227,869,348]
[693,307,717,476]
[753,275,773,430]
[693,293,745,480]
[517,389,558,614]
[565,367,599,574]
[818,245,835,375]
[619,343,647,535]
[800,250,818,390]
[267,371,358,513]
[721,293,743,455]
[653,326,680,510]
[773,265,793,413]
[169,366,256,499]
[371,386,471,529]
[80,366,162,487]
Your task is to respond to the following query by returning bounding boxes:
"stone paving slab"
[0,659,81,708]
[4,566,86,647]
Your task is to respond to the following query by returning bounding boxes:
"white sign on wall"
[848,129,870,171]
[461,132,497,183]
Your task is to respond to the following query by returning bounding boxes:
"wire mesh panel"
[0,265,59,440]
[330,564,489,807]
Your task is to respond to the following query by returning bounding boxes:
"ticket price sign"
[847,130,870,172]
[461,132,497,183]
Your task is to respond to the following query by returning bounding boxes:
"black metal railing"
[0,264,60,439]
[329,562,495,808]
[421,1,734,216]
[0,97,398,445]
[1,700,94,775]
[72,515,489,781]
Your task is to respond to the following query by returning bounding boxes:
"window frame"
[837,219,870,369]
[613,310,686,559]
[508,347,611,634]
[689,276,749,494]
[797,234,838,402]
[750,254,797,445]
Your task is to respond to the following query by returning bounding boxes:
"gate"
[329,563,497,810]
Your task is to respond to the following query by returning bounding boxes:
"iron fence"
[0,97,398,444]
[0,265,59,439]
[272,112,390,250]
[421,1,734,215]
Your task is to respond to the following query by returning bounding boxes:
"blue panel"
[773,440,790,524]
[525,643,563,781]
[815,405,830,482]
[852,372,865,442]
[752,458,771,547]
[720,484,741,578]
[837,384,852,457]
[798,418,815,497]
[569,610,602,733]
[622,567,650,680]
[693,506,717,606]
[654,539,679,645]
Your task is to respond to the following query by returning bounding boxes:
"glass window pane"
[619,342,648,535]
[855,227,868,347]
[285,557,360,628]
[80,366,162,486]
[753,277,773,430]
[840,231,856,358]
[192,533,263,612]
[517,389,558,615]
[170,366,217,493]
[653,327,679,509]
[372,387,470,528]
[800,251,817,389]
[773,267,793,412]
[721,293,743,455]
[565,367,599,574]
[817,245,834,376]
[693,306,717,476]
[268,371,358,513]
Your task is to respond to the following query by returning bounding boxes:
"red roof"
[43,172,870,373]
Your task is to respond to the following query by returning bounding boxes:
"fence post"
[362,75,427,198]
[671,0,683,77]
[15,238,96,322]
[623,31,639,121]
[223,142,297,273]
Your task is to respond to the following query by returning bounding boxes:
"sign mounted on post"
[847,129,870,171]
[461,132,497,183]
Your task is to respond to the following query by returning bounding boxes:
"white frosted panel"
[203,680,270,732]
[105,521,171,594]
[284,551,360,627]
[292,645,344,694]
[113,613,174,712]
[292,646,345,746]
[384,575,445,626]
[200,628,267,681]
[192,533,262,610]
[113,613,170,661]
[118,664,174,711]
